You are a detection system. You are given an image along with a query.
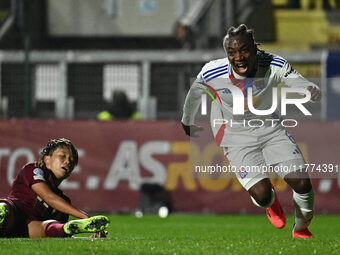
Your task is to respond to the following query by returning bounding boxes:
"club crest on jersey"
[33,168,46,181]
[238,167,248,179]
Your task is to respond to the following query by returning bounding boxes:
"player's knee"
[28,221,51,238]
[285,170,312,193]
[249,179,273,207]
[292,178,312,194]
[252,192,273,207]
[42,220,56,229]
[250,189,273,207]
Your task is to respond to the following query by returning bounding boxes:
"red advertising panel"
[0,120,339,213]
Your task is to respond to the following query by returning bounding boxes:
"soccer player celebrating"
[182,24,321,238]
[0,138,109,238]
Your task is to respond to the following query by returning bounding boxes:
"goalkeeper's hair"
[41,138,79,167]
[223,24,260,53]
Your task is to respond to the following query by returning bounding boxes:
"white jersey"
[181,51,319,147]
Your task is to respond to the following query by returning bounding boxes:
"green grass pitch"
[1,214,340,255]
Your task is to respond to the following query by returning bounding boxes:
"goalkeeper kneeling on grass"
[0,138,109,238]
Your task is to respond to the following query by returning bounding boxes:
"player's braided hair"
[41,138,79,167]
[223,24,262,53]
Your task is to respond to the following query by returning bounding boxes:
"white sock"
[293,189,314,231]
[251,188,275,208]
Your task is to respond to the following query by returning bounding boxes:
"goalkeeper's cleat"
[265,186,286,229]
[0,204,6,228]
[63,215,109,235]
[292,227,314,239]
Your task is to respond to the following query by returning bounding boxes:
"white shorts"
[224,128,306,190]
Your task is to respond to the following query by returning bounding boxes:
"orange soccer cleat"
[265,186,286,229]
[292,227,314,239]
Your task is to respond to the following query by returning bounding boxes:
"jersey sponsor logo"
[33,168,46,181]
[238,167,248,179]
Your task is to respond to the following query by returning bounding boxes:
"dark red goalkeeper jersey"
[7,162,70,224]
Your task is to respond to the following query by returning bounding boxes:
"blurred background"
[0,0,339,215]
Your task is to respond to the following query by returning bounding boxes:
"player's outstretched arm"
[31,182,89,219]
[182,80,205,128]
[279,61,321,102]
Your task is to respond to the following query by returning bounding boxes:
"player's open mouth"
[235,63,248,73]
[62,166,68,172]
